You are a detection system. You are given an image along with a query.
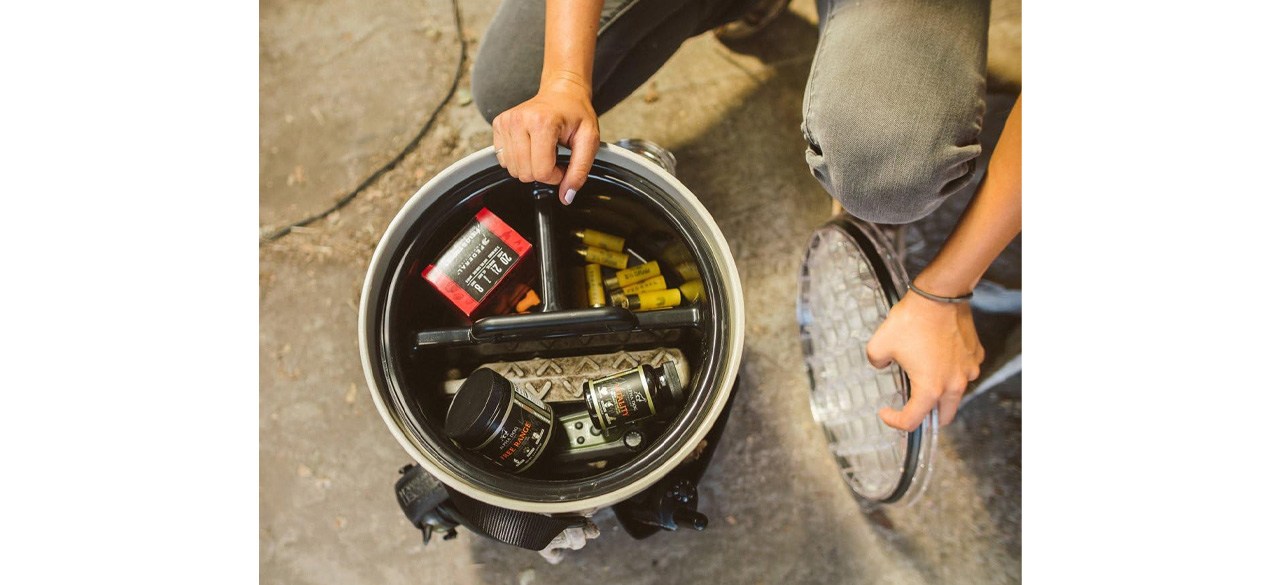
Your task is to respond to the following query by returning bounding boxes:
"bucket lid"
[797,216,937,506]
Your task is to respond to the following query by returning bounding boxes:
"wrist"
[540,70,592,99]
[906,282,972,305]
[912,267,977,299]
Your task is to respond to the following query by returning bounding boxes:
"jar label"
[588,368,657,429]
[477,390,554,472]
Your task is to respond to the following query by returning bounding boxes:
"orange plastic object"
[515,290,541,313]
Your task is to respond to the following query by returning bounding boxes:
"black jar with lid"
[583,362,685,433]
[445,368,555,473]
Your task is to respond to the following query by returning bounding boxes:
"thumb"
[878,393,934,432]
[866,333,893,369]
[558,124,599,205]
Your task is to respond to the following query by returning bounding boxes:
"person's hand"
[492,76,599,205]
[866,291,984,431]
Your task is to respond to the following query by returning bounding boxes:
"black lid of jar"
[445,368,510,448]
[661,361,685,404]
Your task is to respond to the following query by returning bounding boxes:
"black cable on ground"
[262,0,466,242]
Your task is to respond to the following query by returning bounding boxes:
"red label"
[422,263,480,314]
[476,208,532,256]
[421,208,530,317]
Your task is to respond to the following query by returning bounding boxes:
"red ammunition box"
[422,208,534,318]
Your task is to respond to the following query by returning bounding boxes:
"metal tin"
[445,368,555,473]
[584,362,685,432]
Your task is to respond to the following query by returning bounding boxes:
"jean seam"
[801,0,836,147]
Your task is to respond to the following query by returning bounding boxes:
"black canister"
[583,362,685,432]
[445,368,555,473]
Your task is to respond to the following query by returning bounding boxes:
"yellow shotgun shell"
[575,246,629,270]
[610,289,682,311]
[572,228,625,252]
[584,264,607,308]
[674,260,700,282]
[679,280,704,302]
[604,260,661,289]
[622,274,668,295]
[660,242,694,267]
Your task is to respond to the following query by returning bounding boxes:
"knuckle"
[525,112,545,127]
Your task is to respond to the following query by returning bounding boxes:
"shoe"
[713,0,791,41]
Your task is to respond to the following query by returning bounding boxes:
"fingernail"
[563,188,576,205]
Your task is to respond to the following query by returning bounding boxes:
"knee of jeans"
[804,116,981,225]
[471,52,539,125]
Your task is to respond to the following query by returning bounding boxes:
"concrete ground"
[260,1,1021,583]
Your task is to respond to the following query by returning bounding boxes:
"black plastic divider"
[531,183,561,312]
[414,306,703,348]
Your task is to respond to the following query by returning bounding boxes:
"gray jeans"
[472,0,991,224]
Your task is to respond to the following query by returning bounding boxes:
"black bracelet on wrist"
[907,281,973,304]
